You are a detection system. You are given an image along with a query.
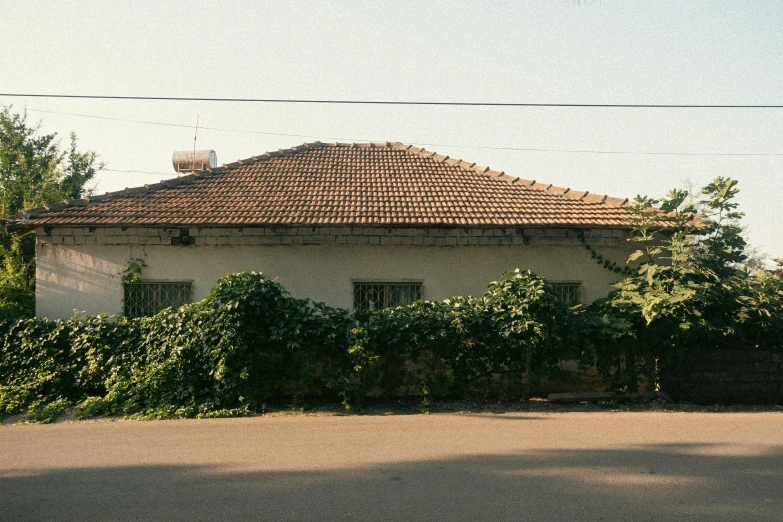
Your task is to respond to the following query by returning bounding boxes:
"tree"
[588,177,782,392]
[0,107,102,318]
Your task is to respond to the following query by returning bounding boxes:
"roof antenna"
[189,115,199,178]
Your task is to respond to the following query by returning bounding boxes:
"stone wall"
[36,225,630,248]
[660,349,783,404]
[34,225,636,319]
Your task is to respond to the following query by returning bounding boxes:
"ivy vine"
[575,230,635,276]
[121,258,147,284]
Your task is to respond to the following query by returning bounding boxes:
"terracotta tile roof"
[7,141,650,229]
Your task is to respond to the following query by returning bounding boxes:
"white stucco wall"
[35,226,636,319]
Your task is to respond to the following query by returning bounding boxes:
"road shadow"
[2,444,781,521]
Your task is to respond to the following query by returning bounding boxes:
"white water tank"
[172,150,217,172]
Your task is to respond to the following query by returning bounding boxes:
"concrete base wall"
[35,226,636,319]
[660,350,783,404]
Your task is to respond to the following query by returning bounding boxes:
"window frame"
[122,280,194,318]
[352,280,423,312]
[548,281,582,305]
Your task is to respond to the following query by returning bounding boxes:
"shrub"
[344,270,579,407]
[0,314,144,420]
[81,273,356,418]
[0,270,582,419]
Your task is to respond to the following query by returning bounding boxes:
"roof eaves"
[604,196,629,207]
[8,140,643,231]
[583,193,608,204]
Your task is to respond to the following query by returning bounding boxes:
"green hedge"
[0,270,578,422]
[2,265,780,422]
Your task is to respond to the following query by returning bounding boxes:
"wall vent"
[171,228,195,246]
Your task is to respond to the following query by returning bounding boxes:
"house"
[5,141,644,319]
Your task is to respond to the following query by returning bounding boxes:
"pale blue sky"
[2,0,781,258]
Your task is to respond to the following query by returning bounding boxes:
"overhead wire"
[103,168,173,177]
[1,92,783,109]
[9,106,783,158]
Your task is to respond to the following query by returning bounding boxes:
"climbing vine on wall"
[121,258,147,284]
[575,230,635,276]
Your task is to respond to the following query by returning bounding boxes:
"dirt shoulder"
[3,397,782,426]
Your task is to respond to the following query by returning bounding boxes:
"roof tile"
[9,141,656,229]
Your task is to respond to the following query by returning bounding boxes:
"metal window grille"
[123,281,193,318]
[550,282,581,304]
[353,282,422,311]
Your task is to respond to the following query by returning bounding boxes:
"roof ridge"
[222,141,331,169]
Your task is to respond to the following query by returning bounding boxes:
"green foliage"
[339,270,579,408]
[1,270,581,420]
[484,269,574,399]
[0,108,101,217]
[585,177,783,392]
[0,314,145,417]
[0,285,34,322]
[735,261,783,350]
[0,233,35,293]
[0,107,103,310]
[18,398,71,424]
[346,300,467,410]
[0,273,358,419]
[121,258,147,284]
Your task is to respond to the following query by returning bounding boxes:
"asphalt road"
[1,412,782,521]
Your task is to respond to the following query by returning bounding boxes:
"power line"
[435,146,783,157]
[21,107,321,139]
[103,168,174,177]
[16,106,783,158]
[1,92,782,108]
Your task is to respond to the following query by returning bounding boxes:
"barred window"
[353,282,422,311]
[550,282,581,304]
[123,281,193,318]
